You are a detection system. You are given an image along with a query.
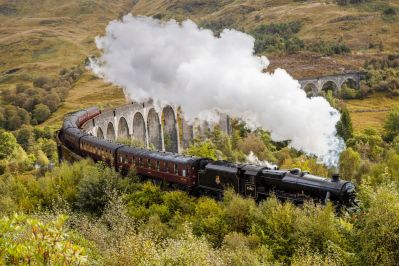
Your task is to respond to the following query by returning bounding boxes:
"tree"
[185,140,218,160]
[15,125,35,151]
[336,109,353,141]
[238,134,265,155]
[0,105,30,131]
[339,147,361,181]
[0,132,18,160]
[383,108,399,142]
[43,93,61,112]
[36,150,49,167]
[40,138,58,160]
[347,128,385,162]
[33,104,51,124]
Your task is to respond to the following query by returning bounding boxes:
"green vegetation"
[0,103,398,264]
[336,108,353,141]
[307,40,351,56]
[0,66,83,130]
[0,134,398,264]
[250,21,304,54]
[363,54,399,96]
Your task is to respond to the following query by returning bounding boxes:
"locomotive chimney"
[332,173,340,182]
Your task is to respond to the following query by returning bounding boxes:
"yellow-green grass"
[345,93,399,132]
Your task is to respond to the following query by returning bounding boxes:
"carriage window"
[174,164,178,175]
[120,156,123,163]
[182,169,186,177]
[139,157,143,166]
[156,161,160,170]
[147,159,151,168]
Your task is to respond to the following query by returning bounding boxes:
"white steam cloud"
[90,14,344,166]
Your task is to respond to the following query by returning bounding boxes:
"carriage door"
[245,175,256,198]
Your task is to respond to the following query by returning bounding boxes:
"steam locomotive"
[58,107,358,210]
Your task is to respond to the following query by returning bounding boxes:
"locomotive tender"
[58,107,358,209]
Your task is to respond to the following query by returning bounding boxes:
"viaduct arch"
[81,101,232,154]
[298,72,364,97]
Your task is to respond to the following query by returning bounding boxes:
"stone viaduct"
[80,101,231,153]
[298,72,365,96]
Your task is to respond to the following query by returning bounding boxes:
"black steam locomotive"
[58,107,358,210]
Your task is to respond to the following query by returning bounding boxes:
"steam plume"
[90,14,344,166]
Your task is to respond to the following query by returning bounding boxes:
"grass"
[345,92,399,132]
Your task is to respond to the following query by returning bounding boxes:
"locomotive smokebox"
[332,173,340,182]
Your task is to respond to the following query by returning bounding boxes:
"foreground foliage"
[0,98,399,264]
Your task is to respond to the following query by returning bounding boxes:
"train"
[57,106,358,210]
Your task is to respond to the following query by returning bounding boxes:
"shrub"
[200,17,236,36]
[339,147,361,181]
[0,105,31,131]
[0,214,89,265]
[340,85,358,99]
[0,132,19,160]
[14,125,35,151]
[33,76,52,88]
[355,184,399,265]
[336,0,368,5]
[307,41,351,56]
[185,139,218,160]
[383,7,397,16]
[250,21,304,54]
[33,103,51,124]
[383,109,399,142]
[43,93,61,112]
[192,197,228,246]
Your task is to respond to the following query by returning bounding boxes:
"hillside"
[0,0,399,131]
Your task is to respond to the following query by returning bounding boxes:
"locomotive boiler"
[58,107,358,210]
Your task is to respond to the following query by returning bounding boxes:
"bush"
[340,85,358,99]
[250,21,304,54]
[33,76,52,88]
[339,147,361,181]
[355,184,399,265]
[15,125,35,151]
[0,132,19,160]
[307,41,351,56]
[336,0,368,5]
[0,214,89,265]
[363,55,399,96]
[33,104,51,124]
[383,7,397,16]
[185,139,218,160]
[383,109,399,142]
[347,128,385,161]
[0,105,31,131]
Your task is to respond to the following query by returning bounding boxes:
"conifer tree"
[336,108,353,141]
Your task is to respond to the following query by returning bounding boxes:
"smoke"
[246,151,278,170]
[90,14,344,167]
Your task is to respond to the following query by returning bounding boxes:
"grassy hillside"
[0,0,399,131]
